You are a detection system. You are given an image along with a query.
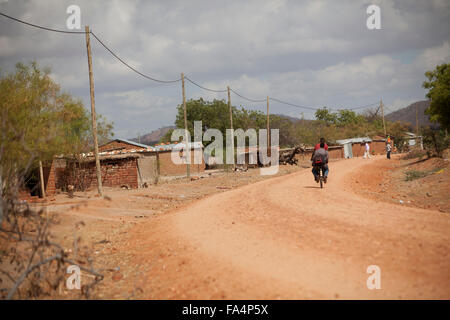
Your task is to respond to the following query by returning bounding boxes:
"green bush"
[405,170,428,181]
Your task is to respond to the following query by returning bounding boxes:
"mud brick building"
[51,141,205,192]
[98,138,149,153]
[337,136,392,158]
[18,140,205,199]
[292,145,344,162]
[64,154,141,190]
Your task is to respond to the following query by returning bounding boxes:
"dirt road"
[126,156,449,299]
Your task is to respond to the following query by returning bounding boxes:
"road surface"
[130,156,449,299]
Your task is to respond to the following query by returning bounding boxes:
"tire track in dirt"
[133,156,449,299]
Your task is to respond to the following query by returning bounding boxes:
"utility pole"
[181,73,190,179]
[380,98,387,138]
[85,26,103,196]
[416,104,419,135]
[38,160,45,198]
[227,86,235,170]
[266,96,270,152]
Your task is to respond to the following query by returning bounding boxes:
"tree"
[421,126,449,158]
[0,62,113,178]
[423,63,450,131]
[172,98,267,146]
[0,62,107,299]
[315,107,337,124]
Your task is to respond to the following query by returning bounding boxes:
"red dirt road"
[126,156,450,299]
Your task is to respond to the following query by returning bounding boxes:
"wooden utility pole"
[266,96,270,150]
[227,86,235,169]
[416,104,419,135]
[85,26,103,196]
[380,98,387,137]
[181,73,190,179]
[38,160,45,198]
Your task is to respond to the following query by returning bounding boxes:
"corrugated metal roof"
[336,137,372,144]
[101,138,150,149]
[152,141,203,151]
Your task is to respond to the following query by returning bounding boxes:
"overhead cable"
[0,11,385,111]
[90,31,181,83]
[0,11,86,34]
[185,76,227,93]
[229,88,267,103]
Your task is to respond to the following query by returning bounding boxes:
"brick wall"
[42,161,56,196]
[53,158,67,190]
[64,157,139,191]
[371,140,391,155]
[351,141,391,157]
[328,147,343,159]
[99,140,146,152]
[351,143,366,158]
[294,146,343,162]
[158,149,205,176]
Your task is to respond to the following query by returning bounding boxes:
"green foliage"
[404,170,428,181]
[402,149,428,160]
[0,62,113,174]
[168,98,408,149]
[420,126,450,158]
[386,121,409,150]
[315,107,337,124]
[312,106,406,144]
[423,63,450,131]
[173,98,267,145]
[160,128,175,143]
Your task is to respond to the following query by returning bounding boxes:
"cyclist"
[312,142,329,183]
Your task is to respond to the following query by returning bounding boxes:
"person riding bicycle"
[314,137,328,151]
[311,142,329,183]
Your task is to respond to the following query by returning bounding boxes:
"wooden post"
[38,160,45,198]
[227,86,235,170]
[85,26,103,196]
[156,151,160,184]
[181,73,190,179]
[266,96,270,151]
[380,98,387,137]
[416,104,419,135]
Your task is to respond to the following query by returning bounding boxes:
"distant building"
[336,136,392,158]
[98,138,152,152]
[403,132,423,150]
[19,140,205,199]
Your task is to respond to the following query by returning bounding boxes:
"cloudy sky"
[0,0,449,139]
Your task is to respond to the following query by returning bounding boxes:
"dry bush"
[0,202,103,299]
[0,153,103,300]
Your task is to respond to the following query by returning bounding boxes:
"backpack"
[313,152,325,164]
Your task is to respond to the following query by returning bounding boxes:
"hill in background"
[386,100,438,130]
[129,126,175,146]
[127,103,438,147]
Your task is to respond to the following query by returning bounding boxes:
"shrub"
[405,170,428,181]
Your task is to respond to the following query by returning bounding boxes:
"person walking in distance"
[363,142,371,159]
[386,142,392,159]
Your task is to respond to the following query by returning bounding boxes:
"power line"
[0,11,86,34]
[269,97,318,111]
[90,31,181,84]
[185,76,227,93]
[0,10,384,112]
[270,97,379,111]
[348,102,379,110]
[0,11,181,83]
[229,88,266,103]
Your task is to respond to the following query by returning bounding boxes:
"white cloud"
[0,0,448,137]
